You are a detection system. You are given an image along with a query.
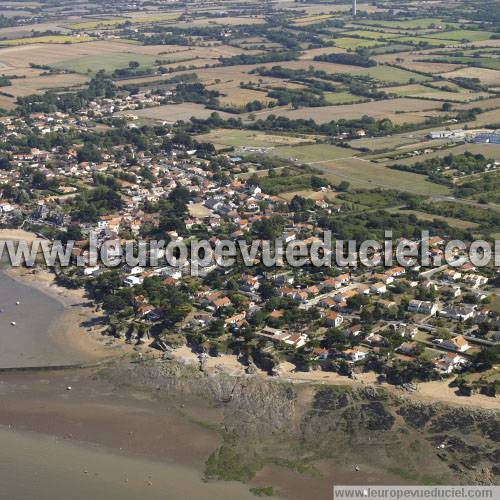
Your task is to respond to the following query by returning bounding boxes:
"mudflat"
[0,368,258,500]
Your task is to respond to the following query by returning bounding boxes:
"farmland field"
[387,208,479,229]
[292,14,334,25]
[355,18,445,29]
[69,13,179,30]
[373,51,463,74]
[342,30,401,40]
[440,67,500,85]
[270,144,356,163]
[387,83,490,102]
[393,36,456,47]
[382,143,500,166]
[429,30,496,42]
[333,37,386,50]
[348,133,445,152]
[324,91,366,105]
[116,102,235,123]
[248,98,445,123]
[196,129,315,149]
[431,56,500,71]
[51,52,163,74]
[351,66,431,84]
[0,35,95,46]
[313,158,451,195]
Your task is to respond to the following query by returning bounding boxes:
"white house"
[124,275,143,287]
[343,348,367,362]
[370,282,387,294]
[408,300,438,315]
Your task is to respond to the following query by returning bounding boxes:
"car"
[432,338,443,344]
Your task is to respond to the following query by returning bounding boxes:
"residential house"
[370,282,387,295]
[325,311,344,328]
[441,335,470,353]
[441,305,476,322]
[408,300,438,316]
[434,353,467,374]
[342,347,367,362]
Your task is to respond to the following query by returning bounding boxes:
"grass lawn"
[0,35,95,46]
[490,295,500,314]
[52,52,161,74]
[352,65,430,84]
[312,157,451,195]
[270,143,355,163]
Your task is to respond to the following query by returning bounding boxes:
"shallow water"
[0,427,256,500]
[0,272,80,368]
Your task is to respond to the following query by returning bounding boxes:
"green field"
[355,18,444,29]
[70,14,178,30]
[386,83,485,102]
[383,143,500,166]
[387,208,479,229]
[270,144,356,163]
[292,14,334,25]
[313,158,451,195]
[393,36,454,47]
[0,35,95,46]
[52,52,161,74]
[368,43,414,55]
[429,30,496,42]
[387,84,442,97]
[342,30,401,41]
[324,91,367,105]
[428,56,500,71]
[352,66,430,84]
[196,129,316,149]
[333,37,386,50]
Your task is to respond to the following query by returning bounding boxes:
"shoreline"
[0,426,258,500]
[169,346,500,411]
[1,266,126,368]
[0,366,259,500]
[0,231,496,409]
[4,265,498,409]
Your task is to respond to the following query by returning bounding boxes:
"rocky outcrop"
[102,358,500,485]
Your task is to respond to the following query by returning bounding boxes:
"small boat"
[10,321,16,326]
[15,301,20,305]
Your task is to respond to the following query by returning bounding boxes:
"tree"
[338,181,350,192]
